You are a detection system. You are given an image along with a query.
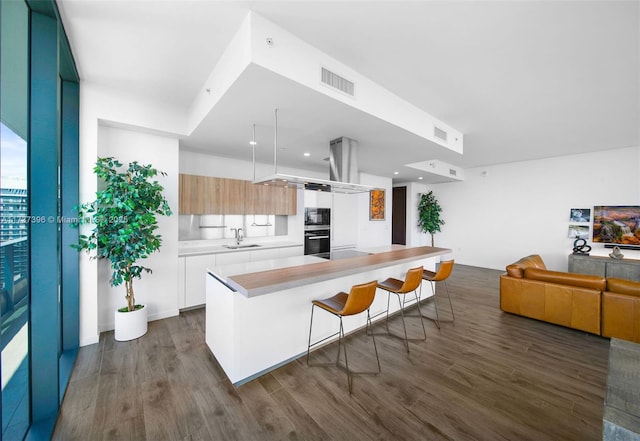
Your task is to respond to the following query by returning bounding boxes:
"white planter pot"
[114,304,148,341]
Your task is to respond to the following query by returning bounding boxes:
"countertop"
[208,245,451,297]
[178,240,303,257]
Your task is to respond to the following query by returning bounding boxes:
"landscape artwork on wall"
[369,189,385,221]
[570,208,590,223]
[568,224,589,239]
[593,205,640,247]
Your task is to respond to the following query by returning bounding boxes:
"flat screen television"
[592,205,640,248]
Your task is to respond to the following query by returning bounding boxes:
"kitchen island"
[206,246,451,384]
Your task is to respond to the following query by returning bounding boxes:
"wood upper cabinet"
[179,174,296,215]
[180,175,247,214]
[219,178,247,214]
[273,186,297,215]
[179,174,208,214]
[244,183,271,214]
[244,183,297,215]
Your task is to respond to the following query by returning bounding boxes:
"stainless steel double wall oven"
[304,208,330,258]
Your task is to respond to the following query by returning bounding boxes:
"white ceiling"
[58,1,640,183]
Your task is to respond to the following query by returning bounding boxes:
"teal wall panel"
[61,80,79,353]
[29,10,60,423]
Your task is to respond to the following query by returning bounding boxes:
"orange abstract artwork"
[369,189,385,221]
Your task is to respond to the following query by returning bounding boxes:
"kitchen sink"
[223,244,261,249]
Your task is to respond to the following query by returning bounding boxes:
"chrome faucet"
[230,228,244,245]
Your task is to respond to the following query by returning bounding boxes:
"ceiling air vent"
[321,67,355,96]
[434,126,448,142]
[449,169,457,176]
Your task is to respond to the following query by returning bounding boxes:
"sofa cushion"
[602,291,640,342]
[524,267,606,291]
[607,278,640,298]
[506,254,547,278]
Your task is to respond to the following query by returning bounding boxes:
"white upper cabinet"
[304,189,332,208]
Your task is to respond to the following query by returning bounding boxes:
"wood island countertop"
[222,246,451,297]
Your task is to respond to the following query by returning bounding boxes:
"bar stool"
[371,266,426,353]
[306,280,380,394]
[420,260,455,329]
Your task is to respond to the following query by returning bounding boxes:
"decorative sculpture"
[572,238,591,255]
[609,246,624,260]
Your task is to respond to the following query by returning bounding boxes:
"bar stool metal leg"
[418,260,456,329]
[431,279,455,323]
[368,266,427,354]
[306,281,381,394]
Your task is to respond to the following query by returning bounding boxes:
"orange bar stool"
[420,260,455,328]
[306,280,380,394]
[372,266,426,353]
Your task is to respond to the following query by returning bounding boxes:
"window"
[1,0,30,438]
[0,1,79,438]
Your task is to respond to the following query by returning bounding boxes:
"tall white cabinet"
[331,193,358,249]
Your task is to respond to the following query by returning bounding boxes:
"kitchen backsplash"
[179,214,287,241]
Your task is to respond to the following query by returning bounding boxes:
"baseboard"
[79,335,100,347]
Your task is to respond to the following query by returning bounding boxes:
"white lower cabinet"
[250,248,280,262]
[278,245,304,258]
[178,256,186,308]
[181,245,304,309]
[216,251,248,266]
[249,245,303,261]
[184,254,216,308]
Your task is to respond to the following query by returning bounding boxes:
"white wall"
[97,126,179,332]
[179,149,327,181]
[79,82,185,346]
[402,182,432,247]
[419,146,640,272]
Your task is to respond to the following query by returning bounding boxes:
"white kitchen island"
[205,246,452,385]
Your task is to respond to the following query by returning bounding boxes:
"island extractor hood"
[252,111,374,193]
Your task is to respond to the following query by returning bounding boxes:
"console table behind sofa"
[569,254,640,282]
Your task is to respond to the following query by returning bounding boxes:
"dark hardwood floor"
[52,265,611,440]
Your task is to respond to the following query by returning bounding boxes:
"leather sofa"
[500,255,606,335]
[602,278,640,343]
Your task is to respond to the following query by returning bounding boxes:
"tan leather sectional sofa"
[500,254,640,342]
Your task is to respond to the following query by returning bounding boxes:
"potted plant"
[74,157,172,341]
[418,191,445,247]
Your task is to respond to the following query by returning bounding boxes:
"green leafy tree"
[418,191,445,247]
[74,157,172,312]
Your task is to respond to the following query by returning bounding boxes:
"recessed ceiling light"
[393,171,399,175]
[418,176,423,180]
[303,152,310,157]
[249,141,257,146]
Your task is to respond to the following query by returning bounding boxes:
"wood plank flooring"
[52,265,611,440]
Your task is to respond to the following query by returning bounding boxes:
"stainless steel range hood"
[253,173,373,194]
[252,111,374,193]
